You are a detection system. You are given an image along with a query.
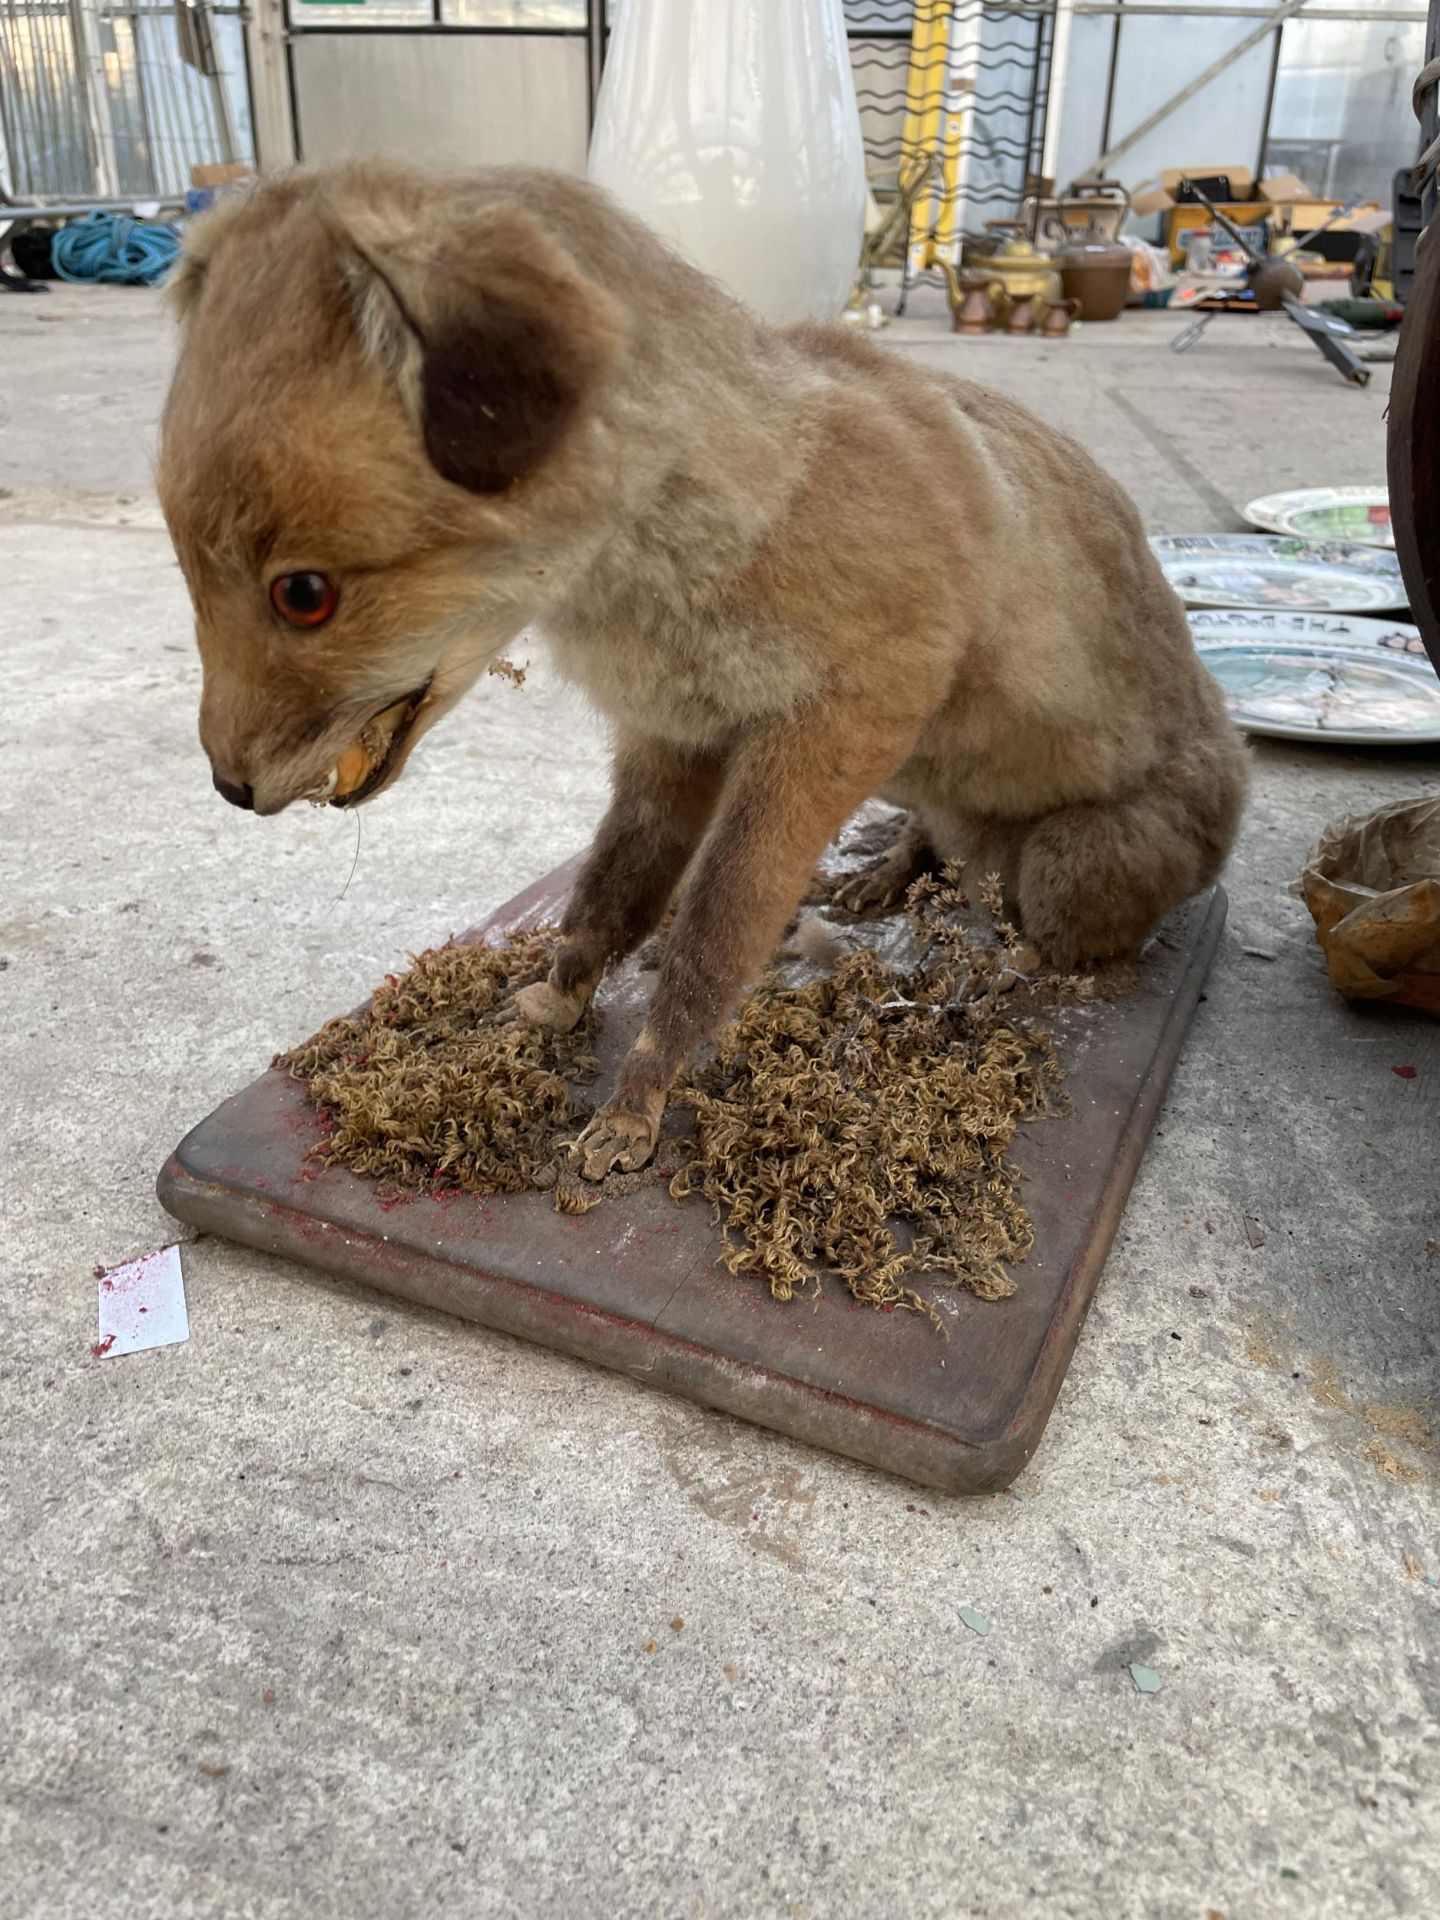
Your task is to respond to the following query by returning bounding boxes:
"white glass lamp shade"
[588,0,867,325]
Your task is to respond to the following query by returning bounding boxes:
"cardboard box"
[1131,165,1257,218]
[1266,198,1384,270]
[1127,162,1379,268]
[186,161,256,218]
[1129,182,1174,220]
[1162,201,1270,267]
[189,162,254,191]
[1271,197,1381,234]
[1256,172,1312,205]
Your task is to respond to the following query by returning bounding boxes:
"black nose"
[212,771,255,811]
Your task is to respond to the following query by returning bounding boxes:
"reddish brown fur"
[159,161,1247,1179]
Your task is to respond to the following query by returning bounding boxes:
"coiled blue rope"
[51,211,181,287]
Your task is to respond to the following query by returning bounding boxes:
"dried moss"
[274,927,598,1196]
[277,869,1067,1327]
[671,871,1064,1322]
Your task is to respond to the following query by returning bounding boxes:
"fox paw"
[571,1103,662,1181]
[510,978,589,1034]
[833,851,920,915]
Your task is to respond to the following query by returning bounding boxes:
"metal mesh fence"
[0,0,252,200]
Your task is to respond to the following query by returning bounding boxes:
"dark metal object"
[1168,179,1371,385]
[1387,6,1440,676]
[1389,166,1424,303]
[1280,293,1374,387]
[1098,7,1122,162]
[1256,20,1285,180]
[585,0,608,123]
[156,858,1226,1495]
[1250,255,1305,310]
[1182,179,1301,303]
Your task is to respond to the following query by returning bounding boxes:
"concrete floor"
[2,282,1437,1920]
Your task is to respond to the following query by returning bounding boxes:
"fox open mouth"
[307,678,433,809]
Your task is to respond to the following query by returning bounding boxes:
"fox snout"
[212,771,255,811]
[196,670,296,816]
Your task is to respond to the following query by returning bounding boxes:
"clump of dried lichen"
[274,926,597,1197]
[278,869,1067,1325]
[671,870,1063,1321]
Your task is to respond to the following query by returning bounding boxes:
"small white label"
[94,1245,189,1358]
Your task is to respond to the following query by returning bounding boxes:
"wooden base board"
[157,866,1225,1493]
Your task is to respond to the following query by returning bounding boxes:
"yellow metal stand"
[900,1,968,306]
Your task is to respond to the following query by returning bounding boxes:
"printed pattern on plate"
[1188,612,1440,743]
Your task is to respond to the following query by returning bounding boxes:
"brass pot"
[962,220,1063,323]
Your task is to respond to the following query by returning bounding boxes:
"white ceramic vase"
[588,0,867,325]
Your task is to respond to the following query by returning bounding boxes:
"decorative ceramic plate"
[1241,486,1393,548]
[1153,534,1406,612]
[1188,610,1440,743]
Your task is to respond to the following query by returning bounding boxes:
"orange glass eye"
[270,571,338,629]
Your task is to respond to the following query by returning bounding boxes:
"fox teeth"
[306,767,339,806]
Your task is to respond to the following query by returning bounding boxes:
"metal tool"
[1167,181,1371,386]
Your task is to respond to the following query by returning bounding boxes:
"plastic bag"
[1120,235,1175,298]
[1299,796,1440,1013]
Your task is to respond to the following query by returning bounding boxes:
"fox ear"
[167,191,254,323]
[330,197,627,495]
